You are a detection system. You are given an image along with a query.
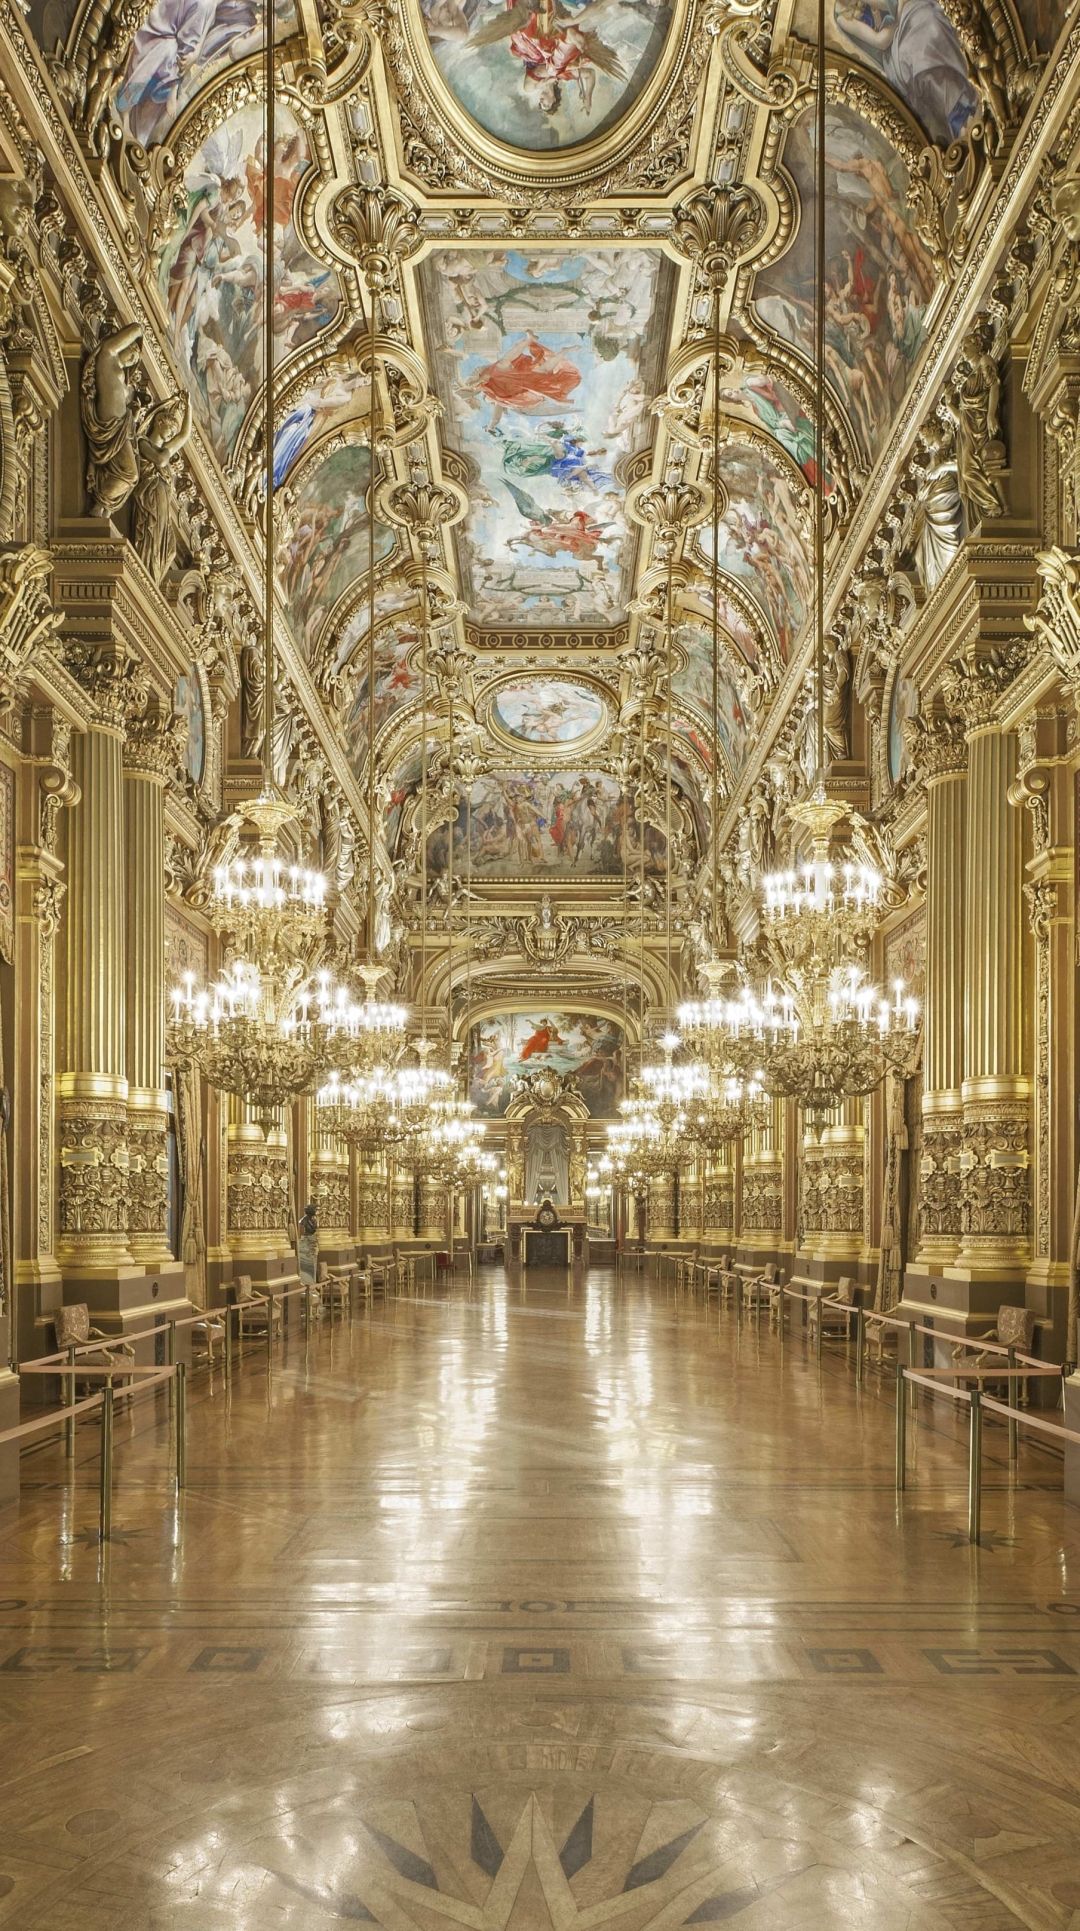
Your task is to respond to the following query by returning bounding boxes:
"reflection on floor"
[1,1265,1080,1928]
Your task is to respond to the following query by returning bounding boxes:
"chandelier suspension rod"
[711,282,721,948]
[665,547,673,1006]
[446,648,454,1067]
[814,0,827,786]
[367,256,378,954]
[420,515,429,1043]
[262,0,276,797]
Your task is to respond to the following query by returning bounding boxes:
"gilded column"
[417,1171,446,1243]
[797,1100,864,1285]
[123,710,178,1268]
[741,1100,783,1266]
[703,1145,735,1249]
[13,714,77,1363]
[226,1098,291,1278]
[646,1172,676,1243]
[909,712,968,1277]
[310,1116,351,1260]
[56,653,135,1287]
[390,1158,414,1241]
[948,668,1030,1296]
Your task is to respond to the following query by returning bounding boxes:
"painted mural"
[754,105,934,463]
[490,678,606,745]
[673,626,753,777]
[384,748,423,855]
[421,248,666,627]
[428,772,666,878]
[280,444,393,657]
[173,667,206,785]
[470,1011,625,1118]
[343,623,421,759]
[116,0,296,151]
[717,369,826,490]
[273,362,369,486]
[419,0,673,154]
[699,442,809,663]
[792,0,978,147]
[25,0,79,52]
[156,102,338,463]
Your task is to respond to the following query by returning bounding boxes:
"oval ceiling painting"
[490,678,607,746]
[419,0,675,153]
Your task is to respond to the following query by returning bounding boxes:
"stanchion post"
[815,1293,823,1364]
[907,1321,918,1413]
[968,1388,982,1544]
[99,1383,114,1540]
[65,1343,77,1457]
[855,1307,865,1391]
[175,1362,187,1491]
[167,1319,176,1417]
[778,1285,785,1355]
[1007,1347,1018,1463]
[224,1306,233,1385]
[895,1362,907,1491]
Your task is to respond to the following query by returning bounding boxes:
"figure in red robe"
[520,1019,565,1061]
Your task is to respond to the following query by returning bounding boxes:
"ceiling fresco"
[417,0,675,153]
[419,247,669,628]
[792,0,978,146]
[698,441,810,664]
[116,0,295,149]
[155,100,339,464]
[280,444,394,658]
[31,0,1069,1017]
[469,1012,625,1117]
[428,772,667,878]
[487,677,608,746]
[752,103,935,465]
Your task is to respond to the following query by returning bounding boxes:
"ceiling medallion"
[382,0,706,193]
[482,675,612,757]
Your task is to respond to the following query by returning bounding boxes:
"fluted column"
[310,1115,351,1259]
[12,720,77,1364]
[910,716,969,1271]
[390,1158,414,1240]
[797,1099,865,1283]
[646,1173,676,1242]
[949,687,1030,1289]
[704,1145,734,1246]
[417,1172,446,1243]
[57,663,133,1280]
[741,1101,783,1265]
[226,1098,291,1275]
[123,717,176,1267]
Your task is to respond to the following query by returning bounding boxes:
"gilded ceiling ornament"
[81,321,143,517]
[0,543,63,713]
[1025,545,1080,694]
[330,183,423,293]
[939,639,1028,731]
[940,319,1008,524]
[902,710,968,785]
[671,183,768,288]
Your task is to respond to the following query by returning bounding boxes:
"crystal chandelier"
[688,1072,772,1154]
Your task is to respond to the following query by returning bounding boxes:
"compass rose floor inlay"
[1,1267,1080,1928]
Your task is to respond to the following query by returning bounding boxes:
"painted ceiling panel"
[488,677,608,746]
[280,443,393,658]
[698,442,809,664]
[156,101,339,463]
[793,0,978,146]
[342,623,421,769]
[420,247,668,628]
[418,0,674,153]
[116,0,296,150]
[673,625,754,779]
[470,1012,625,1118]
[753,104,934,466]
[428,772,667,877]
[273,362,370,487]
[716,368,821,489]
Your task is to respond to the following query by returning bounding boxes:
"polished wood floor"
[1,1266,1080,1928]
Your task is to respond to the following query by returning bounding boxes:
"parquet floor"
[1,1266,1079,1927]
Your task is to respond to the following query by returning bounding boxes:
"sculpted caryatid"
[82,323,143,518]
[943,322,1007,525]
[134,393,192,583]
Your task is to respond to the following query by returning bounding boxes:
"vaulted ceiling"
[26,0,1065,1054]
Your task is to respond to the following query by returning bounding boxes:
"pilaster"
[908,713,968,1285]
